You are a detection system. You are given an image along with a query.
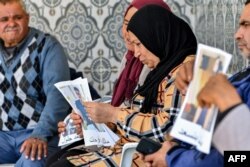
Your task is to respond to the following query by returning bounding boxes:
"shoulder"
[30,27,61,46]
[170,55,195,78]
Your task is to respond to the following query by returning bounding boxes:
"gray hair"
[0,0,27,13]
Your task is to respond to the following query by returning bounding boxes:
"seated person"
[48,4,198,167]
[198,74,250,154]
[46,0,170,166]
[111,0,170,107]
[0,0,70,166]
[142,1,250,166]
[142,74,249,167]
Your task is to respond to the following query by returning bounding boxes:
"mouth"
[237,41,247,47]
[5,27,19,33]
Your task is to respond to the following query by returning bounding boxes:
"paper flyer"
[55,77,119,147]
[170,44,232,154]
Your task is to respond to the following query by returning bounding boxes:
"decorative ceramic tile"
[24,0,247,95]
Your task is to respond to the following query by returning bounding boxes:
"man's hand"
[143,141,175,167]
[175,60,194,94]
[197,74,242,112]
[20,137,47,161]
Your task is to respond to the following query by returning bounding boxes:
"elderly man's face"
[0,2,29,47]
[235,3,250,60]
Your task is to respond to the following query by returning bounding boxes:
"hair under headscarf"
[111,0,171,107]
[127,5,197,113]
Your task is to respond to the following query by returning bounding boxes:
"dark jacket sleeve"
[166,146,223,167]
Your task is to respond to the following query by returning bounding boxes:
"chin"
[246,55,250,61]
[241,52,250,60]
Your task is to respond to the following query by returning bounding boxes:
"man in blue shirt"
[0,0,70,166]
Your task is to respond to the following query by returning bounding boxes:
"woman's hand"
[57,121,66,135]
[58,112,83,137]
[84,102,118,123]
[175,60,195,94]
[70,112,83,136]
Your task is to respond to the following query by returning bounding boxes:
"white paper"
[170,44,232,154]
[55,77,119,147]
[58,114,82,146]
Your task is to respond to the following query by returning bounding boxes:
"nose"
[7,18,18,27]
[134,48,140,58]
[235,27,243,40]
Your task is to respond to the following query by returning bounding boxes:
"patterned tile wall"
[24,0,248,96]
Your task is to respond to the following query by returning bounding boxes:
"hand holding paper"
[84,101,117,123]
[55,77,119,148]
[171,44,232,154]
[197,74,242,112]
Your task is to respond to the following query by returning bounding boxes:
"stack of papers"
[55,78,119,147]
[170,44,232,154]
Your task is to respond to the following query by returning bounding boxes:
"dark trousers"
[46,139,86,167]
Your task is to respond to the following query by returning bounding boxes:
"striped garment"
[67,57,194,166]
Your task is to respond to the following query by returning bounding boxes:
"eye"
[135,42,141,47]
[14,15,24,20]
[244,23,250,27]
[126,38,132,44]
[0,17,8,22]
[240,21,250,28]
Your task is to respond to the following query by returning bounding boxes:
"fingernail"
[31,158,34,161]
[38,157,41,160]
[25,156,28,159]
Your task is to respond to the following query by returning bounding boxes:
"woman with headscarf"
[112,0,170,107]
[46,1,170,167]
[64,5,197,166]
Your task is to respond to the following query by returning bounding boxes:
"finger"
[175,76,188,94]
[185,61,194,81]
[43,143,48,158]
[20,141,26,153]
[58,121,66,128]
[71,112,80,118]
[83,101,91,107]
[24,142,32,159]
[145,162,152,167]
[83,101,98,109]
[30,142,38,161]
[175,67,190,94]
[37,143,43,160]
[151,161,157,167]
[71,114,82,123]
[197,90,205,107]
[75,124,83,133]
[197,85,212,108]
[58,127,66,134]
[72,118,82,125]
